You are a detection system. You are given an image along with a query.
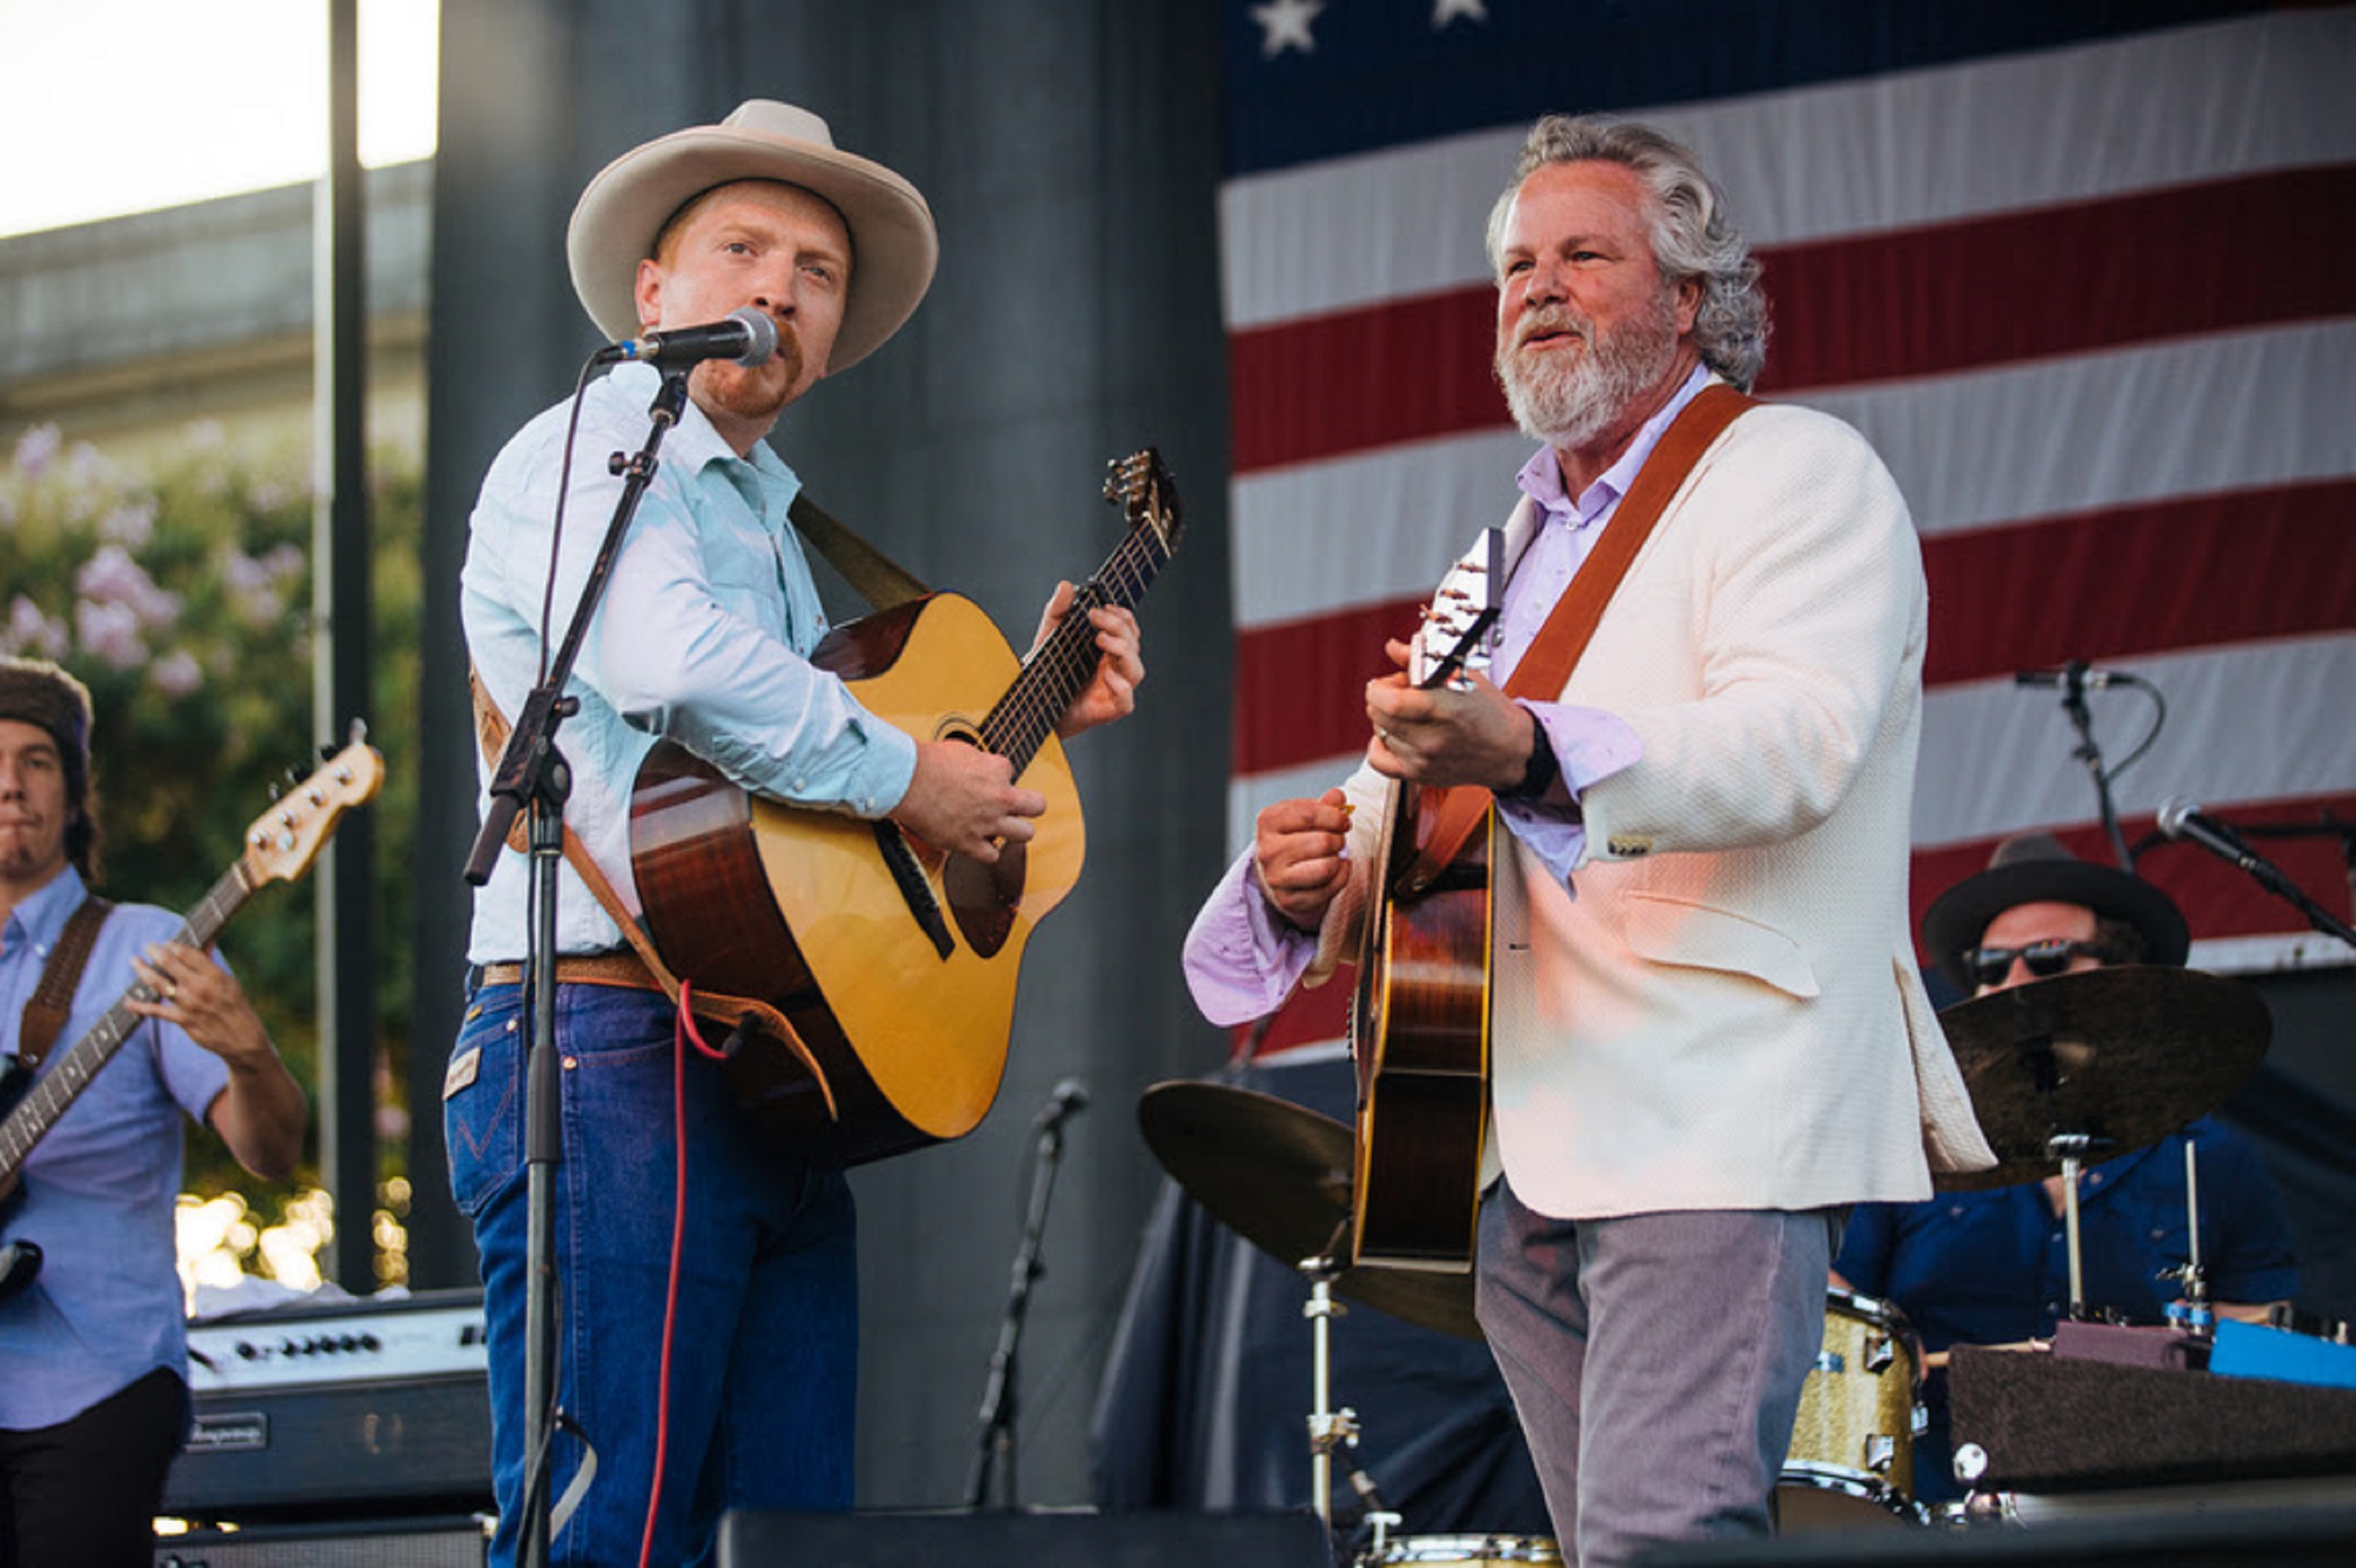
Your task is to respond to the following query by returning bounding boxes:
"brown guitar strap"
[1403,382,1757,889]
[466,668,840,1121]
[788,492,931,612]
[15,896,115,1073]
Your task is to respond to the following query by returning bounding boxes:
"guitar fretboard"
[982,505,1174,776]
[0,862,253,1182]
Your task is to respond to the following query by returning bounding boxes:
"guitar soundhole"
[943,841,1025,959]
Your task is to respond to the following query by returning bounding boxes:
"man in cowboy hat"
[448,102,1144,1566]
[1833,833,2297,1507]
[0,658,306,1567]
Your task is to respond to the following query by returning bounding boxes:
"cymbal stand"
[1301,1252,1357,1528]
[1300,1243,1400,1557]
[2163,1138,2213,1335]
[2050,1133,2092,1320]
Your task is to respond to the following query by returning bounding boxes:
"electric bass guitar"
[1349,531,1503,1271]
[0,732,385,1304]
[629,450,1181,1169]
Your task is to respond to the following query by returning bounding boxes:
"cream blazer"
[1318,398,1994,1221]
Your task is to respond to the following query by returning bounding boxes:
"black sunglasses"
[1963,939,2109,989]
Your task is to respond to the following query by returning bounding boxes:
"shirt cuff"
[1181,851,1320,1026]
[1494,701,1642,886]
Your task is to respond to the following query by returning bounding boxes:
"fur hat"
[1921,831,2190,991]
[565,100,938,373]
[0,656,97,875]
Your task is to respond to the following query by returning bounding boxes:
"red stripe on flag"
[1229,167,2356,475]
[1909,792,2356,973]
[1233,595,1424,772]
[1921,481,2356,687]
[1232,979,1353,1061]
[1230,481,2356,778]
[1756,165,2356,394]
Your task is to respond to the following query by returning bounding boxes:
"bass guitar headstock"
[240,725,386,887]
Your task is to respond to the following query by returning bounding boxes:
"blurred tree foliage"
[0,421,421,1249]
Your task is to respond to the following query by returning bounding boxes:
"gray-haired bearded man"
[1184,114,1993,1565]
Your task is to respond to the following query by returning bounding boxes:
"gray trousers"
[1476,1179,1837,1568]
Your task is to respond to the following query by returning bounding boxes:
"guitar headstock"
[1103,448,1184,556]
[1411,527,1504,692]
[240,729,385,887]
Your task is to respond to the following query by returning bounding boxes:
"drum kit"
[1137,964,2272,1558]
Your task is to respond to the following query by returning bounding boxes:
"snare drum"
[1778,1288,1927,1530]
[1360,1536,1562,1565]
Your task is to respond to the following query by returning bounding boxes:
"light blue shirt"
[462,363,919,960]
[1,866,230,1430]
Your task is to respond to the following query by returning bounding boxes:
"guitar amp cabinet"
[155,1514,491,1566]
[161,1288,492,1523]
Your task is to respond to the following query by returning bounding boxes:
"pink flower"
[11,423,61,479]
[75,545,180,631]
[151,650,204,696]
[4,596,68,659]
[75,598,147,668]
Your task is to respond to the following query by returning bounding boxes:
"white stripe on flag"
[1220,10,2356,329]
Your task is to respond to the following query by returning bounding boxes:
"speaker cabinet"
[153,1514,491,1567]
[717,1510,1331,1566]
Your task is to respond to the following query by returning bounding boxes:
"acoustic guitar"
[1349,531,1503,1272]
[0,732,384,1304]
[629,450,1180,1168]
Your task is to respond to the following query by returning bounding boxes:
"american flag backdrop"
[1215,1,2356,1051]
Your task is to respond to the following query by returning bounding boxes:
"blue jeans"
[446,982,857,1567]
[1476,1183,1837,1568]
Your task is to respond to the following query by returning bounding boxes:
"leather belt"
[476,952,662,992]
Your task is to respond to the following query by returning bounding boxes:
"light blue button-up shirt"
[1,867,230,1429]
[462,363,918,961]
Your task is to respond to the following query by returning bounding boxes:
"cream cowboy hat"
[565,100,938,373]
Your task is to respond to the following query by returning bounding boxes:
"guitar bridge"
[873,821,956,960]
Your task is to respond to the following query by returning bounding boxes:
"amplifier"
[162,1289,492,1523]
[154,1514,491,1566]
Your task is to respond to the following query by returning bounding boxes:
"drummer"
[1832,833,2299,1506]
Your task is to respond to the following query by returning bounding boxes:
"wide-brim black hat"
[1922,831,2190,991]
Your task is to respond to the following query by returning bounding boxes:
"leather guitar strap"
[466,668,839,1121]
[1403,383,1757,889]
[16,896,115,1074]
[788,492,931,612]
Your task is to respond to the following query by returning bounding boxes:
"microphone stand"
[462,369,692,1568]
[963,1089,1085,1510]
[2051,661,2135,870]
[2222,818,2356,951]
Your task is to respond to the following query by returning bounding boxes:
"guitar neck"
[982,521,1172,776]
[0,862,252,1185]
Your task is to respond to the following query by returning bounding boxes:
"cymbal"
[1137,1080,1482,1340]
[1934,965,2270,1192]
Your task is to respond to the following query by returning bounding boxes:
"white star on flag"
[1433,0,1489,26]
[1251,0,1325,58]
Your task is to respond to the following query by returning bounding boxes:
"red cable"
[635,984,723,1568]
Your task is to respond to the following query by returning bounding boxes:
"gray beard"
[1495,295,1681,451]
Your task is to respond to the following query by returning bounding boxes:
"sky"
[1,0,439,238]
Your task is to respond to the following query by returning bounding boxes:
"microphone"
[593,306,778,371]
[2158,797,2299,895]
[2014,661,2131,692]
[1034,1077,1090,1132]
